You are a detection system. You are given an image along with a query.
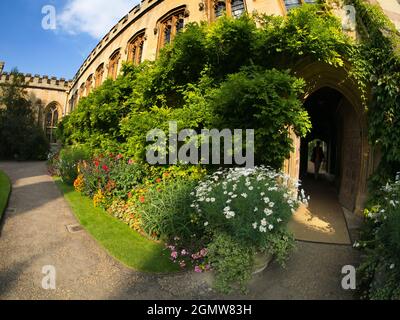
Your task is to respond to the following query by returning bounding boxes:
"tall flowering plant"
[191,166,308,248]
[189,166,308,293]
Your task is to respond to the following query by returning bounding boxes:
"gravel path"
[0,161,360,300]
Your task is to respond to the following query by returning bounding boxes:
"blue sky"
[0,0,138,79]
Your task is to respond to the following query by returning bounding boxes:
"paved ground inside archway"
[288,176,352,245]
[0,162,360,300]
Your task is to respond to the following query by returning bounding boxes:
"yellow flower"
[73,174,85,193]
[93,189,105,207]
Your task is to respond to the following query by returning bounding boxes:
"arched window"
[108,49,121,80]
[231,0,245,18]
[86,74,93,95]
[157,8,187,52]
[95,63,104,88]
[215,1,226,18]
[79,83,85,99]
[127,32,145,65]
[45,103,59,144]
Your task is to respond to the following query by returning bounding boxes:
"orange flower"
[139,195,145,203]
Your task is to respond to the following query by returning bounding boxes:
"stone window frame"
[95,63,105,88]
[207,0,247,22]
[126,30,146,65]
[156,6,189,54]
[108,49,121,80]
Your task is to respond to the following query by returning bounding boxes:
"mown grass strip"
[0,170,11,220]
[55,178,178,273]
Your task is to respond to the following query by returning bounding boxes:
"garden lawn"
[0,170,11,220]
[55,178,179,273]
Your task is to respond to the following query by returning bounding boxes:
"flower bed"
[49,149,307,293]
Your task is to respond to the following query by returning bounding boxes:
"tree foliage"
[0,70,49,160]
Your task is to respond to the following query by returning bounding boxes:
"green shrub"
[357,173,400,300]
[58,145,91,185]
[0,70,49,160]
[190,166,304,293]
[192,167,305,247]
[207,233,254,294]
[138,177,203,242]
[209,67,310,168]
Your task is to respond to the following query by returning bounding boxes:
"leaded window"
[231,0,245,18]
[45,103,59,144]
[284,0,302,10]
[127,32,145,65]
[215,1,226,18]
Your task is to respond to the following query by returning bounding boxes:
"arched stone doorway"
[300,86,361,212]
[284,60,374,215]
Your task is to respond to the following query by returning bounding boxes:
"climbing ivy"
[347,0,400,189]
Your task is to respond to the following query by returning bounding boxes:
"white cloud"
[58,0,138,39]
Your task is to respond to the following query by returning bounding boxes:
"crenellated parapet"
[0,72,72,92]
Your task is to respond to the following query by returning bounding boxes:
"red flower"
[139,196,145,203]
[156,178,162,183]
[102,165,109,172]
[94,160,100,167]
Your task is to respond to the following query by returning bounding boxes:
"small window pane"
[284,0,301,10]
[164,25,172,45]
[176,19,184,33]
[215,2,226,18]
[231,0,245,18]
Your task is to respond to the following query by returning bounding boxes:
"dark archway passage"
[300,86,362,212]
[287,87,362,244]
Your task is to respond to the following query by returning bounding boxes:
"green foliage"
[209,67,310,167]
[0,70,49,160]
[357,174,400,300]
[0,170,11,220]
[207,233,254,294]
[59,13,318,169]
[58,145,91,184]
[138,178,202,243]
[192,167,302,248]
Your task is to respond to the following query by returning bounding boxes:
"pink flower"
[128,159,135,165]
[116,154,123,160]
[181,249,188,256]
[205,264,211,271]
[200,249,208,257]
[171,251,178,259]
[194,266,203,273]
[191,253,199,260]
